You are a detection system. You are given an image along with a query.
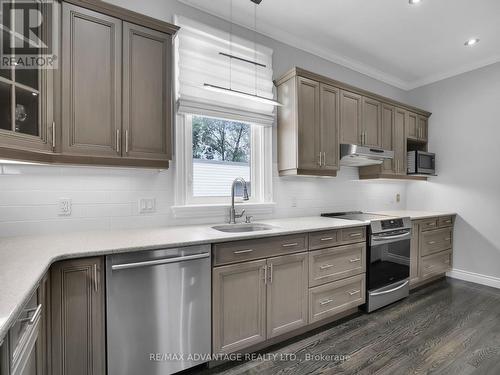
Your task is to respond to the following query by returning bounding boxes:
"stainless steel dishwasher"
[106,245,211,375]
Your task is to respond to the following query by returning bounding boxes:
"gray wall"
[406,62,500,279]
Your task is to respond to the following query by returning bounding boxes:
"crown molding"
[177,0,500,92]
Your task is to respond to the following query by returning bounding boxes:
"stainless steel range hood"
[340,144,394,167]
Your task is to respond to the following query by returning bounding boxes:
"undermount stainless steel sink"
[211,223,277,233]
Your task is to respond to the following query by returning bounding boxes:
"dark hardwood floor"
[193,278,500,375]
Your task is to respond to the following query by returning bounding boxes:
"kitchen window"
[178,114,271,205]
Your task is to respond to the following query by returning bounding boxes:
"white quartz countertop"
[0,210,455,341]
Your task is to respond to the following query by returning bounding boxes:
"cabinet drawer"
[309,243,365,287]
[420,227,453,257]
[309,274,365,323]
[309,230,340,250]
[420,250,452,280]
[213,233,308,266]
[340,226,366,244]
[438,216,454,228]
[419,218,438,232]
[9,290,42,366]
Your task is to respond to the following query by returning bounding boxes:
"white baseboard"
[447,268,500,289]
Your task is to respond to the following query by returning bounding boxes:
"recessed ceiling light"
[464,38,480,47]
[409,0,422,4]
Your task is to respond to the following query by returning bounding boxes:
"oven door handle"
[370,280,409,296]
[372,231,411,241]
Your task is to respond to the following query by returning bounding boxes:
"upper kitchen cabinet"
[122,22,172,161]
[340,90,362,145]
[61,4,122,158]
[0,0,178,168]
[276,72,339,177]
[276,68,431,181]
[0,1,55,161]
[406,112,428,142]
[361,97,382,148]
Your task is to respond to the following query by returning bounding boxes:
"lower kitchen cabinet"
[410,215,455,288]
[50,257,105,375]
[266,253,308,339]
[212,253,308,353]
[212,259,267,354]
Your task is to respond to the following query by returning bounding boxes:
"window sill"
[171,202,276,220]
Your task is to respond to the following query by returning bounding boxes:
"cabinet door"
[297,77,321,171]
[213,260,267,354]
[61,4,122,157]
[50,257,105,375]
[393,108,407,175]
[122,22,172,161]
[266,253,308,339]
[362,97,382,147]
[340,90,362,145]
[417,115,428,142]
[380,104,395,173]
[406,112,418,140]
[0,1,54,154]
[410,221,420,286]
[319,84,339,171]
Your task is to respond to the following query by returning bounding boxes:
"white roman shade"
[175,15,276,126]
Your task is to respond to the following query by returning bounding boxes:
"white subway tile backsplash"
[0,163,408,237]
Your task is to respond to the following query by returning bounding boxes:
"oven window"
[368,239,410,290]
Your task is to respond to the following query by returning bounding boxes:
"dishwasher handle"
[111,252,210,271]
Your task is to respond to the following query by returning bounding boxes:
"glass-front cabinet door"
[0,0,55,155]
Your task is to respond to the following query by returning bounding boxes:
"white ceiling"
[178,0,500,90]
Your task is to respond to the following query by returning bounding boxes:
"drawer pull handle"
[319,264,335,270]
[348,290,360,296]
[320,298,334,306]
[320,237,334,241]
[428,241,436,245]
[19,304,42,325]
[427,223,436,227]
[444,220,452,223]
[233,249,254,254]
[349,233,362,237]
[282,242,298,247]
[445,237,451,241]
[349,258,361,263]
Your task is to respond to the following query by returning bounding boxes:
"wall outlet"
[58,198,72,216]
[139,198,156,214]
[396,193,401,203]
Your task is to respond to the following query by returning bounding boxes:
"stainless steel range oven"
[367,218,411,312]
[321,212,412,312]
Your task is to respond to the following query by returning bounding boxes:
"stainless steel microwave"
[407,150,435,175]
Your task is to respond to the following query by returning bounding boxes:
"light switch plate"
[58,198,72,216]
[139,198,156,214]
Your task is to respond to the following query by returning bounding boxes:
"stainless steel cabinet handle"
[51,121,56,150]
[370,280,409,296]
[282,242,298,247]
[125,130,129,154]
[111,252,210,271]
[349,233,362,237]
[320,237,334,241]
[94,264,98,292]
[233,249,254,254]
[348,290,360,296]
[19,304,42,325]
[445,237,451,241]
[318,152,322,167]
[323,152,326,166]
[263,265,267,285]
[116,129,120,153]
[320,298,333,306]
[428,241,436,245]
[319,264,335,270]
[349,258,361,263]
[269,263,273,283]
[427,222,436,227]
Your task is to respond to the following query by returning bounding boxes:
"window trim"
[174,113,273,210]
